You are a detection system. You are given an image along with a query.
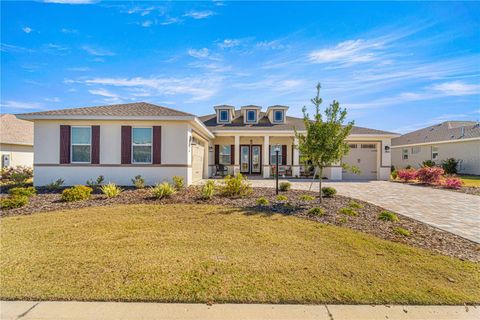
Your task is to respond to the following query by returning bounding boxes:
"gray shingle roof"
[199,110,398,135]
[0,114,33,145]
[392,121,480,146]
[18,102,194,117]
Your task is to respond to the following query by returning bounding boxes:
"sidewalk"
[1,301,478,320]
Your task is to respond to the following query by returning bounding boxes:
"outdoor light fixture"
[385,145,390,153]
[274,145,281,195]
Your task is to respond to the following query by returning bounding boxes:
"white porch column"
[263,135,270,178]
[292,136,300,177]
[234,135,240,175]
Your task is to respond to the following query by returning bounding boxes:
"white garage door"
[342,143,377,180]
[191,144,204,182]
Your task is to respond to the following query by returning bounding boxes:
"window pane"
[72,145,91,162]
[219,145,231,165]
[220,110,228,121]
[274,110,283,121]
[247,110,255,121]
[133,128,152,144]
[71,127,91,144]
[133,146,152,163]
[220,155,231,165]
[270,146,282,164]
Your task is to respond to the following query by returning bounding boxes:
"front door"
[240,145,262,174]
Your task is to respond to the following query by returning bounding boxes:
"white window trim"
[270,145,283,165]
[431,146,439,160]
[131,127,153,164]
[273,110,284,123]
[219,145,231,165]
[402,148,409,160]
[246,110,257,123]
[218,110,229,123]
[71,126,92,164]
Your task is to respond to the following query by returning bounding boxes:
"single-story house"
[17,102,399,186]
[391,121,480,175]
[0,114,34,168]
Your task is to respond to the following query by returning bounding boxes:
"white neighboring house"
[391,121,480,175]
[0,114,34,168]
[17,102,399,186]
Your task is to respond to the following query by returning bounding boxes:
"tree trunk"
[318,167,323,204]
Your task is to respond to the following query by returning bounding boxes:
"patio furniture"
[215,164,228,177]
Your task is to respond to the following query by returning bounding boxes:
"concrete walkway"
[245,180,480,243]
[1,301,478,320]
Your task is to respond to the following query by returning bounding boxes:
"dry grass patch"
[1,204,479,304]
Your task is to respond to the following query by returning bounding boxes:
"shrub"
[101,183,123,198]
[391,170,398,180]
[390,165,396,173]
[279,182,291,191]
[441,158,459,175]
[172,176,185,191]
[405,165,412,169]
[421,160,436,167]
[0,195,28,209]
[276,195,288,201]
[338,207,358,216]
[256,197,270,206]
[378,210,399,222]
[338,217,347,224]
[397,169,417,182]
[45,178,64,191]
[321,187,336,197]
[307,207,325,216]
[151,182,176,199]
[416,166,444,185]
[8,186,36,198]
[222,174,251,197]
[348,201,363,209]
[1,166,33,184]
[86,175,104,189]
[442,177,463,189]
[62,185,93,202]
[200,180,215,200]
[131,175,145,189]
[394,227,411,237]
[299,194,315,201]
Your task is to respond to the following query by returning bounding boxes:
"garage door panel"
[342,143,377,180]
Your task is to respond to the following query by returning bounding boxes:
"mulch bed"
[1,186,479,262]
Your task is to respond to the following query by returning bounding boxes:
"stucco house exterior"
[17,102,399,186]
[0,114,34,168]
[391,121,480,175]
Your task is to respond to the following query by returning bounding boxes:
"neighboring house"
[0,114,34,168]
[391,121,480,175]
[17,102,398,186]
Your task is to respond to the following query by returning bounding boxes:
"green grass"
[459,175,480,187]
[1,204,479,304]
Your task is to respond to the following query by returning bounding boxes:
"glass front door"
[251,146,261,173]
[240,146,250,173]
[239,145,262,174]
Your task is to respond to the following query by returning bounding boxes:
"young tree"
[295,83,354,203]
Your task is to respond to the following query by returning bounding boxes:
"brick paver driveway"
[246,180,480,243]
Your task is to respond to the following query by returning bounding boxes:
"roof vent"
[460,127,465,138]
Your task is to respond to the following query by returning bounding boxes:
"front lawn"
[460,175,480,187]
[1,204,479,304]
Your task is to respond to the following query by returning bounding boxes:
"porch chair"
[215,164,228,177]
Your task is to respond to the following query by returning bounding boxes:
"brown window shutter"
[91,126,100,164]
[152,126,162,164]
[214,145,219,164]
[269,144,271,165]
[121,126,132,164]
[230,144,235,165]
[60,125,71,164]
[282,145,287,165]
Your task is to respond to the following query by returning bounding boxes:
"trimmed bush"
[8,186,36,198]
[1,196,28,210]
[200,180,215,200]
[172,176,185,191]
[441,158,459,175]
[397,169,417,182]
[378,210,399,222]
[348,201,363,209]
[391,170,398,180]
[394,227,411,237]
[46,178,64,191]
[416,166,444,185]
[222,174,251,197]
[276,195,288,201]
[279,182,291,191]
[422,160,436,168]
[321,187,336,197]
[86,175,104,189]
[338,217,347,224]
[131,175,145,189]
[1,166,33,184]
[299,194,315,201]
[151,182,176,199]
[256,197,270,206]
[307,207,325,216]
[101,183,123,198]
[442,177,463,189]
[338,207,358,216]
[62,185,93,202]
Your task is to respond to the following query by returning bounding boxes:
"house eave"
[391,137,480,148]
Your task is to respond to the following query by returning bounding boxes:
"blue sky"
[1,0,479,133]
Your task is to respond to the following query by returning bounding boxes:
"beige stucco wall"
[392,139,480,175]
[0,143,33,167]
[33,120,192,186]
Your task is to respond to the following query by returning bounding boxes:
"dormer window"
[246,110,256,123]
[273,110,284,123]
[219,110,229,122]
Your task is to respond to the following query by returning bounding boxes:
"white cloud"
[67,67,90,72]
[309,39,381,65]
[81,45,115,56]
[187,48,210,59]
[0,100,44,110]
[43,0,96,4]
[1,43,34,53]
[183,10,215,19]
[256,40,284,50]
[60,28,78,34]
[22,26,32,34]
[430,81,480,96]
[161,17,182,25]
[141,20,153,27]
[218,39,241,48]
[44,97,61,102]
[88,88,120,99]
